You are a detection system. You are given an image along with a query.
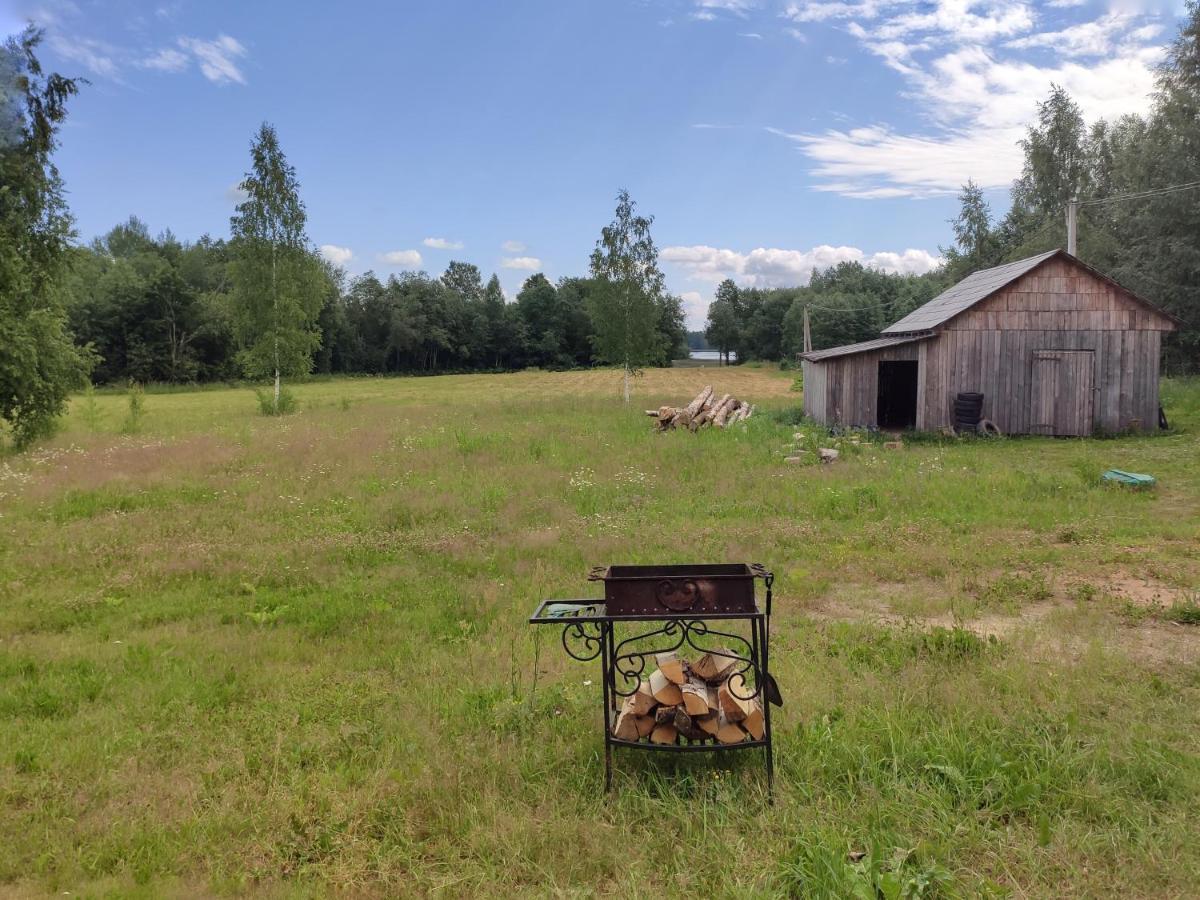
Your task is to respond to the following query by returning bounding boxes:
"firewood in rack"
[680,679,711,717]
[715,714,748,745]
[696,713,720,737]
[718,673,754,723]
[612,701,641,741]
[627,680,656,717]
[654,705,677,726]
[649,668,683,706]
[654,652,687,686]
[634,715,656,738]
[692,649,738,684]
[673,706,706,741]
[741,699,765,741]
[650,723,678,745]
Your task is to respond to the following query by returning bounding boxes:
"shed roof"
[881,248,1180,334]
[799,333,932,362]
[881,250,1057,334]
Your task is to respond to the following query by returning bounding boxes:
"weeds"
[255,385,297,416]
[120,383,146,434]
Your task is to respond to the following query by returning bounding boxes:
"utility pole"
[802,305,812,354]
[1066,195,1079,256]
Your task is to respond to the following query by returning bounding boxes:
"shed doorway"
[877,360,918,429]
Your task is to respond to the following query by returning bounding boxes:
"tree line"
[62,219,687,384]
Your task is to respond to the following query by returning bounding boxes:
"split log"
[634,715,656,738]
[654,705,678,725]
[649,668,683,706]
[696,713,720,736]
[627,680,656,717]
[742,700,765,741]
[613,706,640,741]
[650,724,678,745]
[718,674,754,723]
[680,679,710,717]
[655,652,687,685]
[674,707,706,741]
[692,649,737,684]
[715,714,748,745]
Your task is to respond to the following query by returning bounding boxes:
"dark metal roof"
[799,333,932,362]
[881,250,1058,334]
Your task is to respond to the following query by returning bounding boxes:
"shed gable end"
[943,256,1176,332]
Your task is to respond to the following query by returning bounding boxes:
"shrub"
[255,386,297,416]
[120,384,146,434]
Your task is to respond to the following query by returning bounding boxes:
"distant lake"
[689,350,736,361]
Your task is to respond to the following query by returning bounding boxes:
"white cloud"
[501,240,526,253]
[501,256,542,271]
[680,290,709,328]
[1006,13,1161,57]
[140,47,188,72]
[319,244,354,266]
[178,34,246,84]
[662,243,942,287]
[422,237,464,250]
[771,1,1167,197]
[696,0,756,14]
[46,33,119,78]
[224,182,248,205]
[380,249,422,267]
[739,31,764,39]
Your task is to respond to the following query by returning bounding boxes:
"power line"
[1080,180,1200,207]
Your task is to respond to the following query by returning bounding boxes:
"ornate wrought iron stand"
[530,564,777,799]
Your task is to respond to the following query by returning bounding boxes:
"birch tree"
[229,123,322,412]
[588,189,666,402]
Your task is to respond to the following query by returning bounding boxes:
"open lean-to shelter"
[799,249,1179,436]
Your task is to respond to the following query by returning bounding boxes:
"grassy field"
[2,366,1199,897]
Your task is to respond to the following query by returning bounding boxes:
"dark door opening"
[877,360,918,429]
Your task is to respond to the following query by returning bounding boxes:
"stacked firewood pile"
[612,649,765,745]
[645,385,754,432]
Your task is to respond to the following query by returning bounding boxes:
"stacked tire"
[954,392,984,433]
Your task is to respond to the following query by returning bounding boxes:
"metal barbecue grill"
[530,563,779,798]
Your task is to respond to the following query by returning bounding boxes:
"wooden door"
[1031,350,1094,436]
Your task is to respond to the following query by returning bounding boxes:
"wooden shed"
[800,249,1178,435]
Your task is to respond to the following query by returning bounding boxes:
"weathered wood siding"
[919,258,1172,434]
[802,343,920,428]
[806,256,1173,434]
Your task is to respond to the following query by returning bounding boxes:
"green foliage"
[0,28,92,449]
[120,384,145,434]
[229,123,325,387]
[255,385,296,416]
[1164,599,1200,625]
[77,380,101,431]
[587,189,679,395]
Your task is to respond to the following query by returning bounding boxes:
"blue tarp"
[1101,469,1156,487]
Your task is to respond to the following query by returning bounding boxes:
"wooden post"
[1066,197,1078,256]
[803,305,812,354]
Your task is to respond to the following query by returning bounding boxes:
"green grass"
[1,367,1199,896]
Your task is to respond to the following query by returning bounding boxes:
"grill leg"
[602,621,614,792]
[760,616,774,804]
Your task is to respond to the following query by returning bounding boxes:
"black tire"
[978,418,1002,436]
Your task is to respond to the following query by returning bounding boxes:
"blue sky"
[2,0,1185,326]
